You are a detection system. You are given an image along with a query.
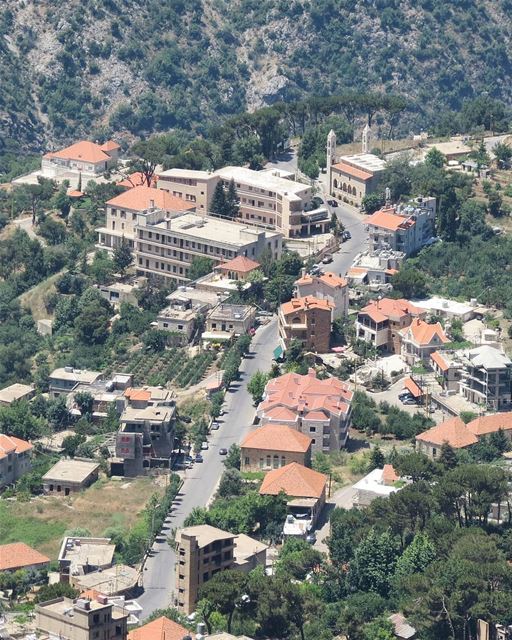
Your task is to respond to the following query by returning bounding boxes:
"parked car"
[342,230,352,240]
[322,255,333,264]
[327,199,338,207]
[211,422,220,430]
[201,441,209,450]
[306,533,317,544]
[402,398,417,406]
[194,454,204,463]
[219,448,228,455]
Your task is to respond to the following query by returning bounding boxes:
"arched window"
[292,316,302,324]
[281,456,286,467]
[273,455,279,468]
[333,179,338,189]
[342,183,347,192]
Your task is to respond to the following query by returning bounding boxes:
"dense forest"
[1,0,511,168]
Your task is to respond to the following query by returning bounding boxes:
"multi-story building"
[294,271,348,319]
[257,369,353,452]
[355,298,425,353]
[240,424,312,472]
[0,434,33,488]
[58,536,115,583]
[158,166,330,237]
[67,373,133,425]
[346,249,405,286]
[113,386,177,477]
[174,525,266,614]
[97,185,196,251]
[416,417,479,459]
[134,209,282,285]
[203,303,256,343]
[400,318,448,365]
[279,296,333,354]
[42,140,121,178]
[0,383,35,406]
[366,197,436,256]
[49,367,103,399]
[459,346,512,409]
[35,595,128,640]
[329,153,387,208]
[156,298,208,343]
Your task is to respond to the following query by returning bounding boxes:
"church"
[327,125,387,208]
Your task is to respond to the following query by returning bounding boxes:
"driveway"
[137,318,279,619]
[314,485,357,554]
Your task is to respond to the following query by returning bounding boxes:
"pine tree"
[439,441,458,470]
[210,181,227,216]
[77,171,82,192]
[369,445,385,471]
[490,428,509,454]
[113,237,133,276]
[225,178,240,218]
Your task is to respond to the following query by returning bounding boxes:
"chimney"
[149,199,155,209]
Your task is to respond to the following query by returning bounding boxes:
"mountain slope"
[1,0,511,154]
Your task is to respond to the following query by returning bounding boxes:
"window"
[266,455,271,467]
[273,455,279,468]
[93,614,100,625]
[310,426,316,433]
[245,457,250,466]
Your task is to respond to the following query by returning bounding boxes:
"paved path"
[11,216,47,245]
[138,318,279,619]
[314,485,357,553]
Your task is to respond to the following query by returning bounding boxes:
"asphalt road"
[138,317,279,619]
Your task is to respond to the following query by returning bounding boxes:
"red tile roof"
[281,296,333,316]
[44,140,117,164]
[117,172,156,189]
[359,298,422,324]
[242,424,312,453]
[0,434,32,459]
[382,464,399,484]
[367,207,416,232]
[402,318,448,346]
[0,543,50,571]
[430,350,449,372]
[404,377,423,399]
[259,462,327,498]
[296,271,347,289]
[416,416,478,448]
[217,255,261,273]
[124,388,151,402]
[259,369,353,420]
[466,412,512,436]
[333,162,373,181]
[106,186,195,213]
[128,617,189,640]
[264,406,299,422]
[100,141,121,152]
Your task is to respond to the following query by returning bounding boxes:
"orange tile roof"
[347,267,368,275]
[80,589,104,600]
[404,377,423,399]
[333,162,373,181]
[0,434,32,459]
[100,141,121,152]
[44,140,113,164]
[430,350,449,372]
[259,462,327,498]
[359,298,422,324]
[128,617,189,640]
[106,186,195,213]
[295,271,347,289]
[281,296,333,316]
[124,388,151,402]
[382,464,399,484]
[241,424,312,453]
[117,172,156,189]
[218,255,261,273]
[0,542,50,571]
[416,417,478,448]
[367,207,416,232]
[259,369,353,420]
[265,406,299,422]
[403,318,448,346]
[466,412,512,436]
[67,189,84,198]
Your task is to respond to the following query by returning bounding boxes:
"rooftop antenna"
[385,187,391,207]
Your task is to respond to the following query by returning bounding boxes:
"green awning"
[273,345,284,359]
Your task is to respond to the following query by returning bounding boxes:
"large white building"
[157,166,330,237]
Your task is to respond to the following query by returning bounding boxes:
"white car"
[201,441,209,450]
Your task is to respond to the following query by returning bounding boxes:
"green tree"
[38,216,67,245]
[62,433,86,457]
[350,528,400,596]
[368,445,385,471]
[210,181,227,216]
[223,444,241,470]
[438,442,458,470]
[188,256,213,280]
[391,266,428,299]
[247,370,269,405]
[493,142,512,168]
[361,192,385,214]
[74,391,94,417]
[362,617,395,640]
[424,147,446,169]
[75,301,110,344]
[113,237,133,275]
[225,178,240,218]
[217,468,244,498]
[394,532,436,579]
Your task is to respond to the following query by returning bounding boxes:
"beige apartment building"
[36,596,128,640]
[134,209,282,285]
[175,525,266,614]
[0,434,33,489]
[97,185,196,251]
[158,166,330,237]
[294,271,349,319]
[279,296,333,353]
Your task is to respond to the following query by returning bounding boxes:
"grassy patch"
[0,477,162,559]
[18,271,64,321]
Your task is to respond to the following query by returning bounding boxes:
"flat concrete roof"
[38,596,127,620]
[234,534,267,564]
[50,368,103,384]
[207,303,255,321]
[159,168,213,180]
[145,212,281,245]
[58,537,115,569]
[0,383,34,404]
[177,524,235,548]
[216,166,309,197]
[74,564,138,595]
[43,459,100,484]
[339,153,387,172]
[121,405,174,423]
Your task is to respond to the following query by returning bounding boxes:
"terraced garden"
[107,348,218,388]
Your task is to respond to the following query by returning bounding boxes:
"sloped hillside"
[1,0,511,155]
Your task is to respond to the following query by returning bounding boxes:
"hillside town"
[2,114,512,640]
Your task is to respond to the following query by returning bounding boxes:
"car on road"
[402,398,417,405]
[219,448,228,455]
[194,453,204,463]
[327,199,338,207]
[201,441,209,450]
[211,421,220,430]
[342,230,352,241]
[306,533,317,544]
[322,255,333,264]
